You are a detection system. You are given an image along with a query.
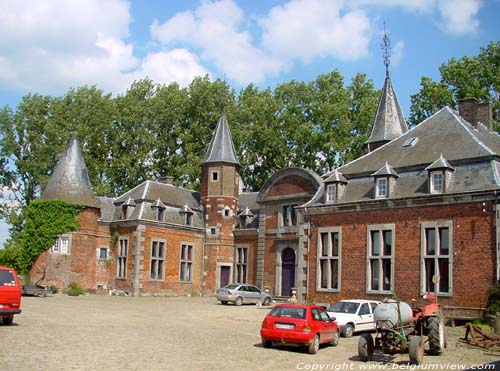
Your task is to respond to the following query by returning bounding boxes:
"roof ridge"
[449,107,495,156]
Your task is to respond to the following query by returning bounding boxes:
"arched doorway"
[281,248,296,296]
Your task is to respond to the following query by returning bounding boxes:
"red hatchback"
[260,304,339,354]
[0,266,22,325]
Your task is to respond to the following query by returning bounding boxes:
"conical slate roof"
[202,112,239,166]
[365,74,408,145]
[41,132,98,208]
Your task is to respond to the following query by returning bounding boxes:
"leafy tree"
[409,41,500,128]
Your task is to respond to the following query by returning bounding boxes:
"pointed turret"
[365,27,408,153]
[41,132,98,208]
[202,112,240,166]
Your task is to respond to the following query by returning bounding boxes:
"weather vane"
[382,22,391,77]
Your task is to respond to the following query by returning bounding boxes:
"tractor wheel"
[358,333,374,361]
[428,316,446,355]
[409,336,424,365]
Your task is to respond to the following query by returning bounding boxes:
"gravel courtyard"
[1,295,499,371]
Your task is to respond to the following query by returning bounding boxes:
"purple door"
[281,248,296,296]
[220,266,230,288]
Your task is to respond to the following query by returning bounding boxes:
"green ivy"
[0,200,84,275]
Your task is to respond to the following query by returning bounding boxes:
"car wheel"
[343,324,354,338]
[330,328,340,346]
[2,315,14,326]
[308,335,320,354]
[221,301,228,305]
[263,296,271,306]
[262,339,272,348]
[234,296,243,306]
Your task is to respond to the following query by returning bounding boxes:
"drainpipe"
[495,190,499,283]
[305,207,311,303]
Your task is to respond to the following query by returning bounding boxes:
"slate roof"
[311,107,500,206]
[365,74,408,145]
[202,112,240,166]
[112,180,203,227]
[41,132,98,208]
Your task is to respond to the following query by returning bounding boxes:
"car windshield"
[223,284,239,290]
[329,301,360,314]
[0,270,15,285]
[269,306,306,319]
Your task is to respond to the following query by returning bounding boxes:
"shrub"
[65,282,85,296]
[487,284,500,313]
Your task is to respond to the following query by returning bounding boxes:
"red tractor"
[358,292,446,364]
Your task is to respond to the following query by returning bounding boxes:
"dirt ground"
[1,295,499,371]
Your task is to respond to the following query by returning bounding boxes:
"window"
[326,184,336,203]
[52,236,70,254]
[210,227,217,235]
[98,247,108,260]
[430,172,444,194]
[422,222,452,295]
[157,207,165,222]
[317,228,341,291]
[117,238,128,279]
[282,204,297,226]
[402,137,418,147]
[185,212,193,226]
[236,247,248,283]
[224,207,231,217]
[359,303,370,315]
[212,171,219,181]
[376,178,388,199]
[367,225,393,293]
[121,205,128,219]
[180,244,193,282]
[150,240,165,281]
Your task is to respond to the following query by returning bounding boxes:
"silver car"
[216,284,272,306]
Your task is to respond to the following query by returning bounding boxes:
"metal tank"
[373,299,413,329]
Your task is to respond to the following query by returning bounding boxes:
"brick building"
[33,70,499,310]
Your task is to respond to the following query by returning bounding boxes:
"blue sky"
[0,0,499,247]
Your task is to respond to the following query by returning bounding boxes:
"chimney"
[458,97,493,131]
[458,97,478,128]
[158,176,174,185]
[477,101,493,131]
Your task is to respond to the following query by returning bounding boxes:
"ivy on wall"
[0,200,84,275]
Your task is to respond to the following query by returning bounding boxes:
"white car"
[326,299,381,337]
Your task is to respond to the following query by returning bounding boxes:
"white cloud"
[391,40,405,66]
[0,0,207,96]
[151,0,283,85]
[260,0,372,63]
[437,0,482,35]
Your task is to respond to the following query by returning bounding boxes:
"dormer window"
[180,204,194,226]
[121,197,136,219]
[323,169,347,204]
[151,198,166,222]
[326,184,337,203]
[282,204,297,226]
[425,154,454,195]
[238,207,254,229]
[376,178,388,198]
[372,163,399,200]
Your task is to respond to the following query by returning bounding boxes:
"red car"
[0,266,22,325]
[260,304,339,354]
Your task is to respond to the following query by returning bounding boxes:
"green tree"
[409,41,500,127]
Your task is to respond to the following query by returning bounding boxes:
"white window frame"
[97,247,109,260]
[366,224,394,294]
[150,239,166,281]
[316,227,341,292]
[281,204,298,227]
[51,235,70,255]
[421,221,453,296]
[179,243,193,282]
[235,246,248,283]
[211,171,219,182]
[117,237,128,279]
[376,177,388,199]
[430,171,444,194]
[326,184,336,203]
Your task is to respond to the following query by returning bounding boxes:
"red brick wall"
[267,175,317,197]
[306,201,496,308]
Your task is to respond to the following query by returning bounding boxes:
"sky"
[0,0,499,247]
